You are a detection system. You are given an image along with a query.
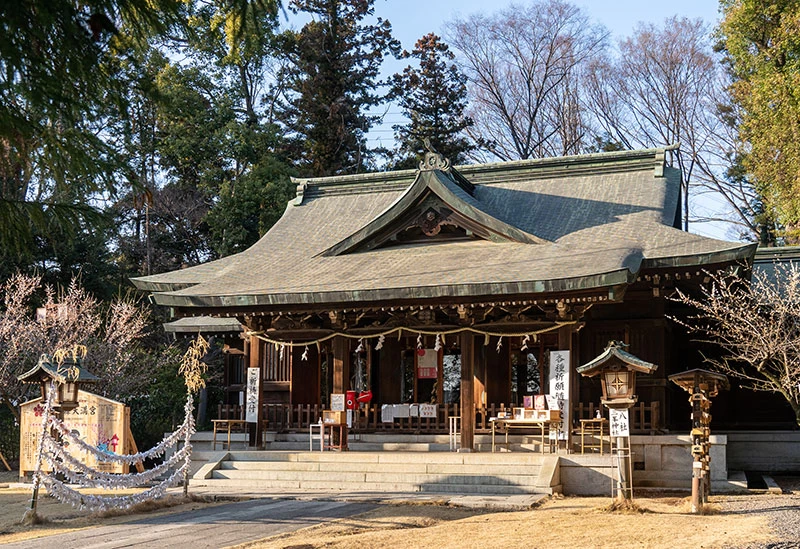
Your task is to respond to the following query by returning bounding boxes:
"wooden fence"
[217,400,661,434]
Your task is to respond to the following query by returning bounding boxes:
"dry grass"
[234,495,775,549]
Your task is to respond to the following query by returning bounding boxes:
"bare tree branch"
[670,263,800,425]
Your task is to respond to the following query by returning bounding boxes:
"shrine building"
[133,146,787,453]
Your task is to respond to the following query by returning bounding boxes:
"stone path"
[2,498,376,549]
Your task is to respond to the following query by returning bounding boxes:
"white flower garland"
[30,381,56,498]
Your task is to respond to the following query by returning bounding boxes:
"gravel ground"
[721,476,800,549]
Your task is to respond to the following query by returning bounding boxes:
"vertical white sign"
[245,367,260,423]
[548,350,570,440]
[609,408,630,437]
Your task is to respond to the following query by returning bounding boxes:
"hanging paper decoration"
[301,345,309,361]
[375,334,385,351]
[434,334,442,352]
[521,334,530,352]
[355,338,364,354]
[244,322,575,355]
[496,336,503,353]
[33,395,196,512]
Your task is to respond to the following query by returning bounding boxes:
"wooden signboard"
[20,390,129,476]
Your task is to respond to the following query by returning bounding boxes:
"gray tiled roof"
[132,148,755,309]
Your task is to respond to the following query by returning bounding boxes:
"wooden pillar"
[248,334,264,448]
[460,332,475,452]
[332,336,349,394]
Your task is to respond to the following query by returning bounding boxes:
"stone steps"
[193,451,560,495]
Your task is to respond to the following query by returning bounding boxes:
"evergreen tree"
[0,0,187,257]
[388,33,476,169]
[278,0,400,177]
[719,0,800,242]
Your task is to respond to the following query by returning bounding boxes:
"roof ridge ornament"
[419,139,451,172]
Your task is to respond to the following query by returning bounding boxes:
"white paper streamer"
[34,392,196,511]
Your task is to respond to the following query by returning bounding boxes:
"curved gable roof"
[131,147,755,309]
[321,162,546,256]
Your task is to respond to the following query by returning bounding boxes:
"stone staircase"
[191,450,561,495]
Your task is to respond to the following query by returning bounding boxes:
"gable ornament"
[419,138,451,172]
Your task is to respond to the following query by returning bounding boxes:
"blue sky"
[378,0,720,48]
[285,1,731,239]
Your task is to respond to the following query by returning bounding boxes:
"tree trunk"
[2,394,20,423]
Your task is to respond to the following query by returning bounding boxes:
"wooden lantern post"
[577,341,658,502]
[18,352,98,521]
[669,369,729,513]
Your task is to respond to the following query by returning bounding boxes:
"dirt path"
[1,470,796,549]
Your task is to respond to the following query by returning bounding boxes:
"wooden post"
[459,332,475,452]
[249,334,263,448]
[332,336,349,394]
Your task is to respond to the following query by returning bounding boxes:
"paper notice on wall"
[381,404,393,423]
[409,404,419,417]
[548,350,570,441]
[393,404,410,418]
[245,367,260,423]
[419,404,437,418]
[330,393,345,412]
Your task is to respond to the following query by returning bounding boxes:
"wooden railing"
[573,401,661,434]
[217,401,660,434]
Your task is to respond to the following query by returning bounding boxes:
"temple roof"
[131,147,756,310]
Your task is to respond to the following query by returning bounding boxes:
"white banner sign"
[609,408,630,437]
[245,367,260,423]
[548,350,570,440]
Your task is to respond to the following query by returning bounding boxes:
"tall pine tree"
[389,33,476,169]
[278,0,400,176]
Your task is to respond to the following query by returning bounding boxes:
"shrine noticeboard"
[20,390,128,476]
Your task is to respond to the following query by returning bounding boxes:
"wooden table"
[579,418,609,454]
[490,418,559,453]
[322,422,348,451]
[212,419,247,450]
